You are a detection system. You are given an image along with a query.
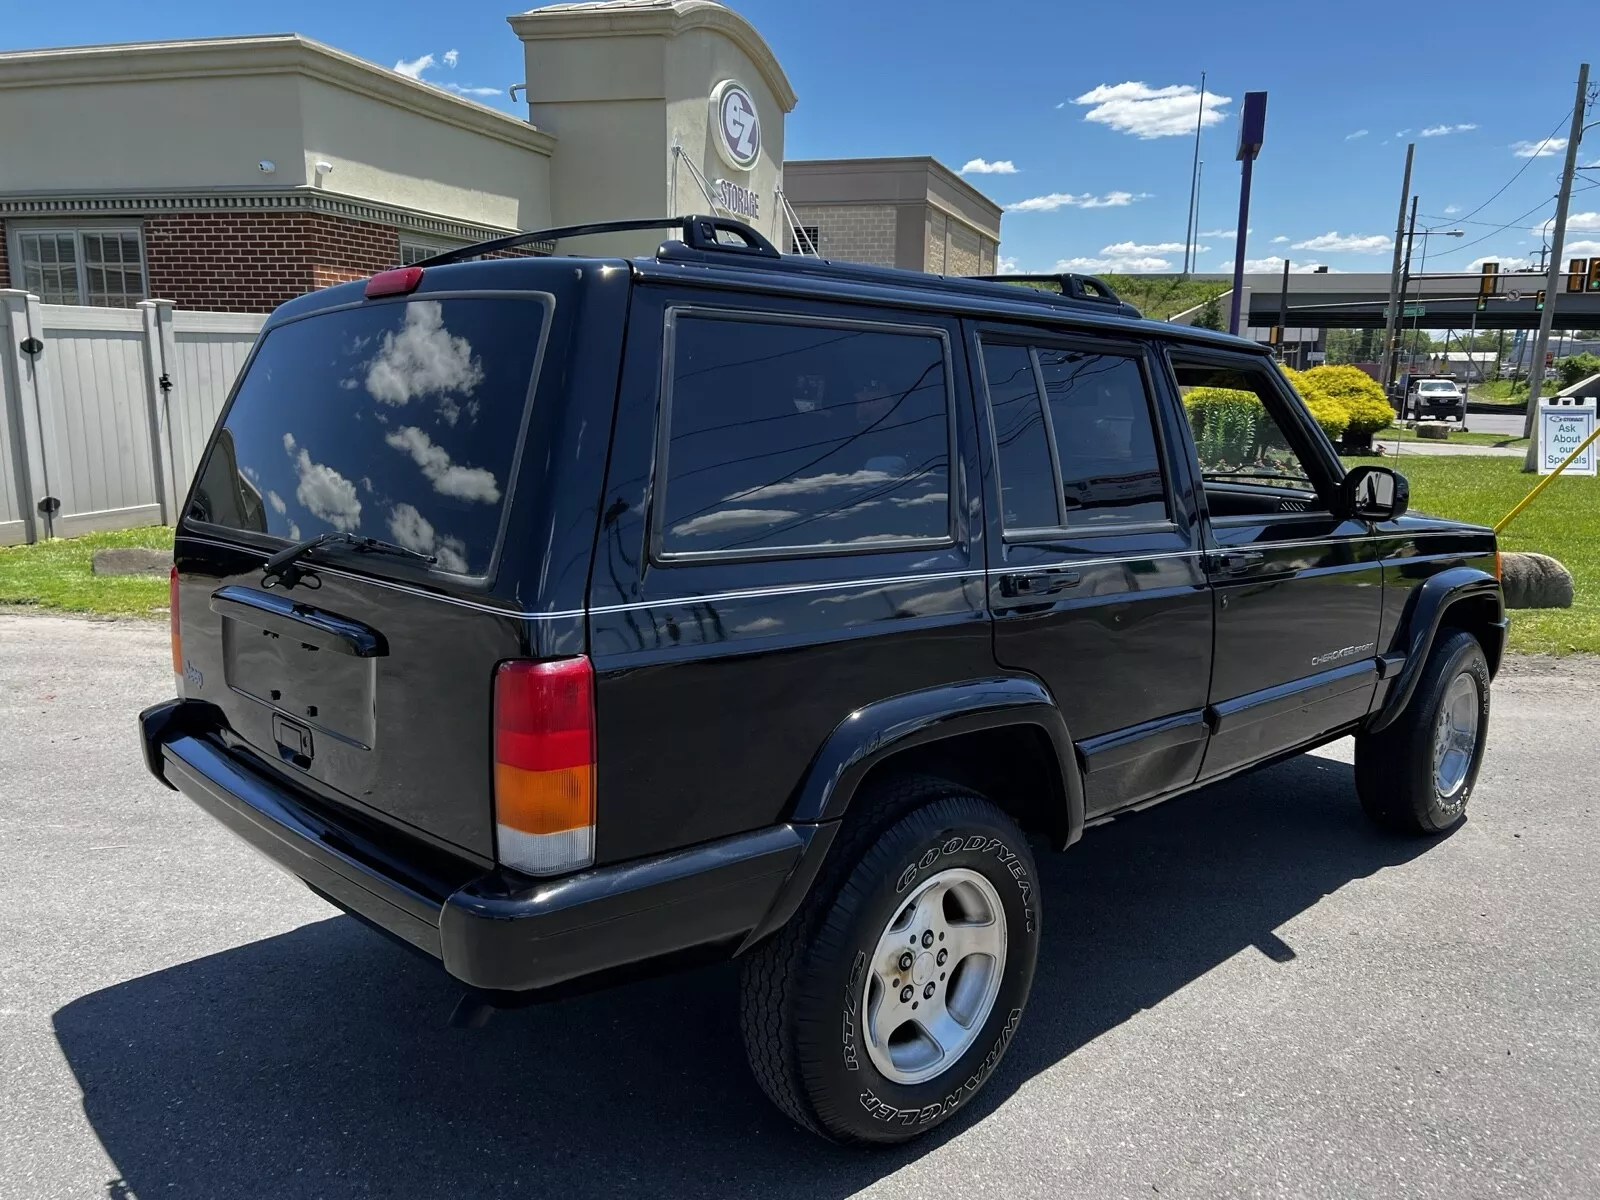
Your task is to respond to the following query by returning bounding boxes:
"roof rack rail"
[966,272,1125,305]
[411,214,779,267]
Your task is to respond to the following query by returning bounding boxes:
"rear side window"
[188,296,547,576]
[1036,348,1167,525]
[657,312,952,558]
[979,340,1169,531]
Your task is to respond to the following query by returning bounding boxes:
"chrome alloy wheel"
[861,867,1007,1086]
[1433,672,1481,799]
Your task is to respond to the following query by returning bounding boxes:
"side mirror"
[1342,464,1410,522]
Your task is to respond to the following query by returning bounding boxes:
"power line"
[1443,108,1572,226]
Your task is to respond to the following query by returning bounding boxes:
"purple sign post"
[1228,91,1268,335]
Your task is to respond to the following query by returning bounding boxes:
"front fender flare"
[1368,566,1505,733]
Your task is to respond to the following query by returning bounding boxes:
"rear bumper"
[140,699,830,993]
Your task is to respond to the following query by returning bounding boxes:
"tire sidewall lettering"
[893,829,1035,934]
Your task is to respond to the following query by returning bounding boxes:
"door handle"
[1213,550,1264,575]
[1000,568,1081,598]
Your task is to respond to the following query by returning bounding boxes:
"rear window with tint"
[188,297,546,576]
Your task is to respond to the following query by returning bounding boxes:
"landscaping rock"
[1416,423,1450,441]
[1500,552,1574,610]
[91,547,171,576]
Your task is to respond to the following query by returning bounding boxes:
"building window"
[16,229,146,307]
[400,239,450,265]
[789,226,819,255]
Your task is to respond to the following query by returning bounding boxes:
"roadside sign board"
[1538,399,1597,476]
[1382,305,1427,318]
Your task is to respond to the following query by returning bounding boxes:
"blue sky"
[8,0,1599,277]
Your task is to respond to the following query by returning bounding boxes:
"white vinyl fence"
[0,291,264,544]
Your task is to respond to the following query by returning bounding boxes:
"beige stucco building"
[783,158,1003,275]
[0,0,998,312]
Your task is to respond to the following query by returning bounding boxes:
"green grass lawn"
[1360,455,1599,655]
[1465,379,1529,405]
[1376,424,1527,448]
[0,525,172,619]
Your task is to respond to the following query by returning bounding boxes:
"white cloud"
[1345,129,1369,141]
[1201,227,1249,238]
[735,469,896,501]
[363,301,484,415]
[384,426,501,504]
[1292,231,1393,253]
[1004,190,1147,213]
[1547,211,1600,233]
[1054,254,1173,274]
[1226,257,1332,274]
[393,53,434,80]
[387,502,468,573]
[1467,254,1532,271]
[1396,129,1410,137]
[1513,136,1567,157]
[266,490,286,515]
[671,508,797,537]
[1271,235,1289,244]
[1421,123,1478,137]
[1054,101,1065,110]
[1099,240,1205,256]
[290,447,362,532]
[959,158,1018,175]
[1562,239,1600,258]
[1072,81,1231,139]
[443,84,501,98]
[996,255,1022,275]
[442,48,459,68]
[1444,204,1462,214]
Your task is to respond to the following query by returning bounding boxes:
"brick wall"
[0,219,9,289]
[144,211,402,312]
[947,221,981,278]
[926,210,947,273]
[791,204,898,268]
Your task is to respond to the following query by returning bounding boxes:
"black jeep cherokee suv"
[140,216,1506,1145]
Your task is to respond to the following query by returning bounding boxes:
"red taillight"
[493,657,596,875]
[169,566,183,680]
[365,266,424,298]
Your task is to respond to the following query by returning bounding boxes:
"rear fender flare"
[1369,566,1505,733]
[736,677,1082,954]
[789,676,1083,834]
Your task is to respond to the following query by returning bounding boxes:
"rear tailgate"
[175,288,551,860]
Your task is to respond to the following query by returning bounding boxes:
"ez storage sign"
[1538,398,1597,476]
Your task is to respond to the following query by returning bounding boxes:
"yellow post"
[1495,424,1600,534]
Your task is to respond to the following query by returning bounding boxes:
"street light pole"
[1522,61,1591,470]
[1182,70,1207,278]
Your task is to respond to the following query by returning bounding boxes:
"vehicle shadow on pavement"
[55,751,1441,1199]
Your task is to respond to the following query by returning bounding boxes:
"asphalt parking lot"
[3,612,1597,1199]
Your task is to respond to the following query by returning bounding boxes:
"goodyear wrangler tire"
[739,777,1039,1144]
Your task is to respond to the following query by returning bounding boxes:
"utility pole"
[1522,61,1591,470]
[1183,71,1207,277]
[1279,257,1291,363]
[1381,143,1416,394]
[1391,195,1420,410]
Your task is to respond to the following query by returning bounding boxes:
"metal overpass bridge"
[1190,271,1600,331]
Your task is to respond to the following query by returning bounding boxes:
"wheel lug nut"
[923,982,936,999]
[898,951,914,972]
[936,949,947,966]
[921,931,935,949]
[900,985,914,1003]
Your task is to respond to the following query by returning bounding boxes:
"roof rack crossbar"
[965,272,1125,304]
[412,214,780,266]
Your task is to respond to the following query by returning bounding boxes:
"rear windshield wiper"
[262,531,435,587]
